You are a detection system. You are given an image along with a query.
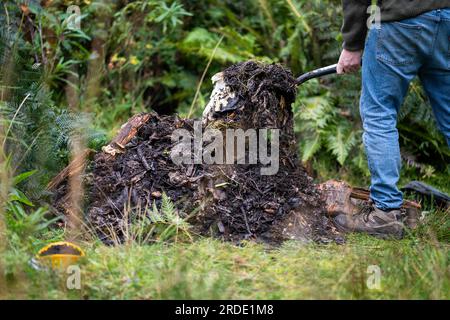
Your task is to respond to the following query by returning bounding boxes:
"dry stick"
[240,207,252,236]
[187,35,224,119]
[65,1,115,241]
[1,93,30,149]
[0,6,13,269]
[0,11,12,291]
[38,19,46,65]
[3,3,10,27]
[16,132,41,172]
[0,112,9,278]
[65,58,83,242]
[0,147,7,298]
[66,135,87,242]
[46,149,92,190]
[285,0,311,33]
[0,128,8,231]
[258,0,276,32]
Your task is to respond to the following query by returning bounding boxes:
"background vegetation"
[0,0,448,299]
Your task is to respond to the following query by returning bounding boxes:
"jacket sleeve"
[341,0,371,51]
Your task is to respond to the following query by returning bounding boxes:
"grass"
[80,236,448,300]
[1,0,448,301]
[1,208,448,300]
[0,151,448,301]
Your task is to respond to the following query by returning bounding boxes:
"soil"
[85,114,203,243]
[219,61,297,129]
[38,243,83,256]
[205,61,298,158]
[53,61,342,245]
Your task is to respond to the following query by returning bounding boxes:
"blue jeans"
[361,9,450,210]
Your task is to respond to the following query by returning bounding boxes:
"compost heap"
[53,61,342,244]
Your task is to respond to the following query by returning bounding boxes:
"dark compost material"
[53,61,341,244]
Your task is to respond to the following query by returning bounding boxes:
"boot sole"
[333,219,404,240]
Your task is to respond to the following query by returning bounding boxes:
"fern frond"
[161,192,176,219]
[301,132,322,163]
[325,124,357,165]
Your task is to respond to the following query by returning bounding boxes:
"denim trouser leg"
[418,10,450,147]
[361,9,450,210]
[420,72,450,146]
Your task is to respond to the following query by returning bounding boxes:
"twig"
[2,92,31,149]
[240,207,252,235]
[137,144,151,171]
[187,34,224,118]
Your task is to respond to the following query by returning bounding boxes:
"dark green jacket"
[342,0,450,51]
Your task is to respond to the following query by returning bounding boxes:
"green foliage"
[3,0,446,188]
[12,232,448,299]
[0,3,107,196]
[5,170,60,250]
[294,93,362,168]
[1,0,448,301]
[181,27,257,64]
[128,193,192,245]
[150,1,192,33]
[325,124,357,165]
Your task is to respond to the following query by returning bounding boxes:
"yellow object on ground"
[36,241,85,270]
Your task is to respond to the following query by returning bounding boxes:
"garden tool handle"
[295,64,338,85]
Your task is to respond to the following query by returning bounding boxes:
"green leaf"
[13,170,37,186]
[325,125,357,165]
[298,96,333,129]
[9,188,34,206]
[301,133,322,163]
[161,192,176,219]
[181,28,255,63]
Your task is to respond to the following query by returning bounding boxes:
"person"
[334,1,450,239]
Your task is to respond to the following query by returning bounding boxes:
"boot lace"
[359,202,375,223]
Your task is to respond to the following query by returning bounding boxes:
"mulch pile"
[51,61,342,244]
